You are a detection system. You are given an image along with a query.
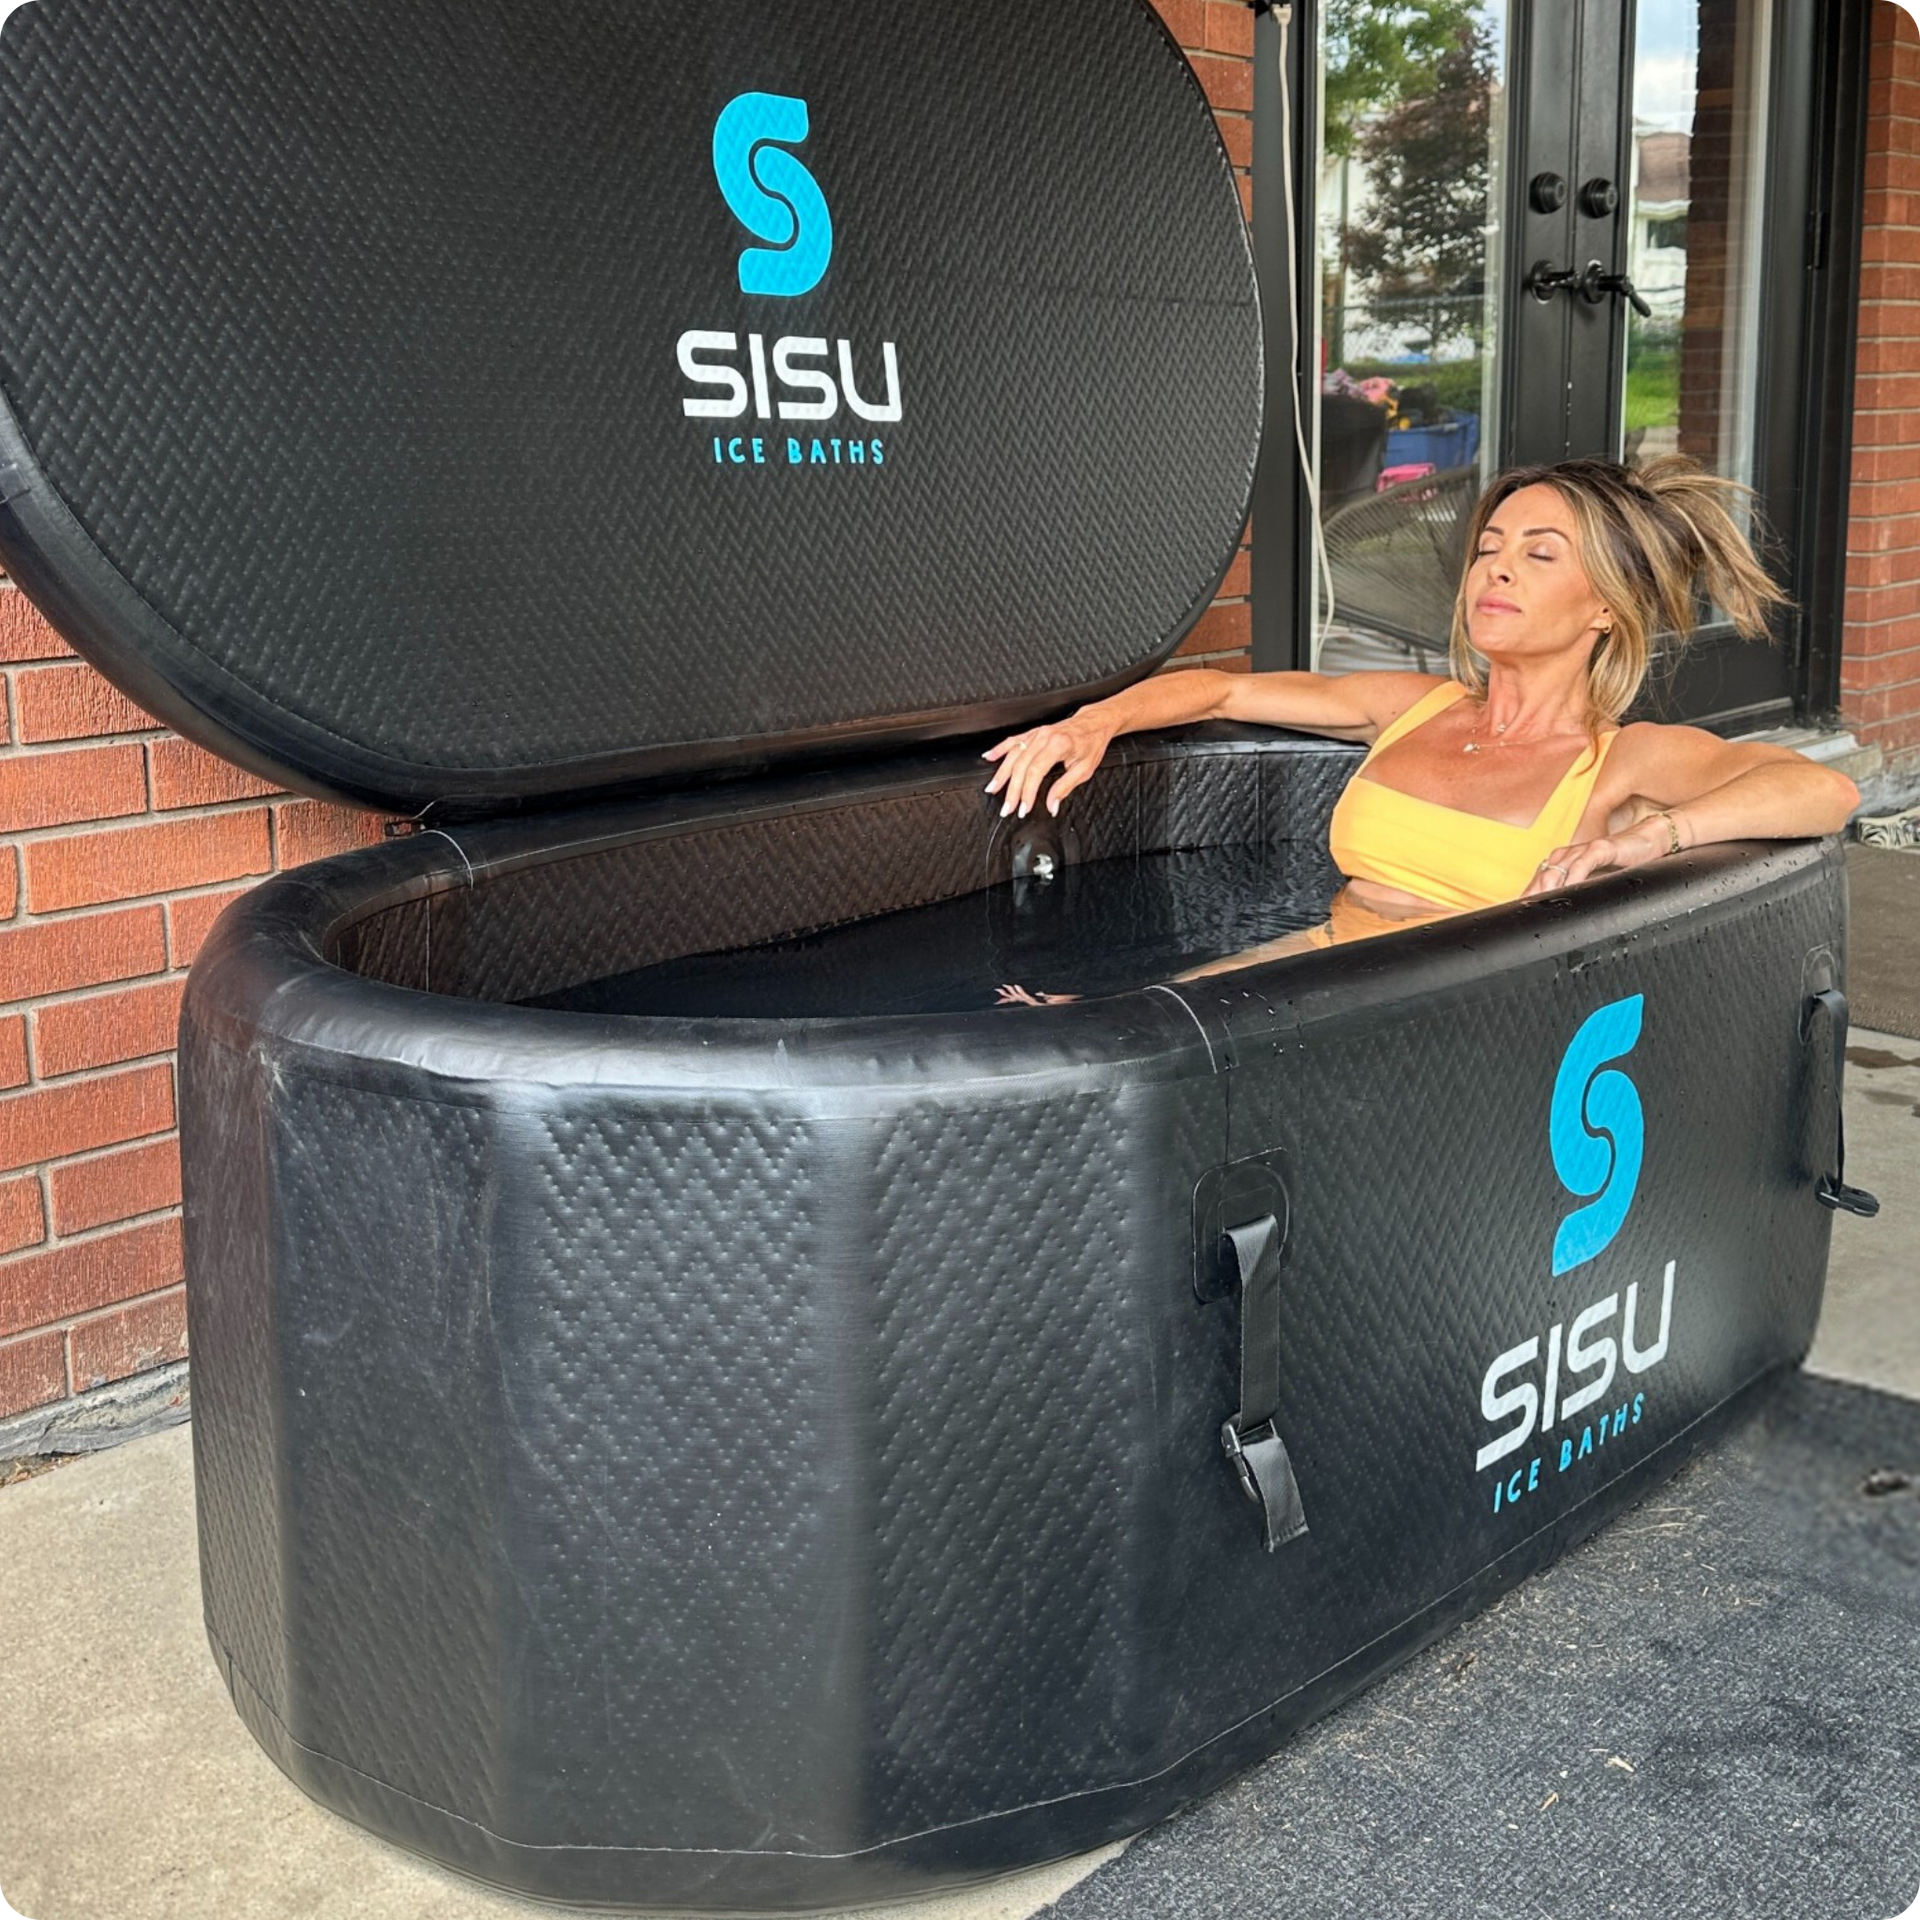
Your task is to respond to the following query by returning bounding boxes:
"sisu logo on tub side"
[680,92,902,472]
[1549,993,1645,1275]
[1476,994,1679,1513]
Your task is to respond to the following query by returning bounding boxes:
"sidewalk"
[0,1035,1914,1920]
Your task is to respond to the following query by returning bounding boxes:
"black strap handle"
[1805,988,1880,1219]
[1218,1214,1309,1552]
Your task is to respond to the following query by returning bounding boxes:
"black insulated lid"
[0,0,1262,816]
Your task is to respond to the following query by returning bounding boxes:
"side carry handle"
[1803,988,1880,1219]
[1219,1214,1310,1553]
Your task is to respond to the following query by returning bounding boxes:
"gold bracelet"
[1655,809,1683,856]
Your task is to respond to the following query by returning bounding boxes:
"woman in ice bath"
[984,456,1860,1002]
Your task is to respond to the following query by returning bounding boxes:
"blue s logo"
[712,92,833,298]
[1550,994,1645,1276]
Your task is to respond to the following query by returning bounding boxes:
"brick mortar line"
[0,750,287,815]
[1841,675,1920,694]
[0,1201,182,1272]
[0,725,166,756]
[0,875,264,942]
[12,1127,178,1174]
[43,1213,184,1274]
[0,1323,61,1355]
[2,974,190,1023]
[1,959,173,1014]
[61,1278,185,1329]
[13,1039,183,1088]
[7,865,273,916]
[0,1049,175,1106]
[3,872,265,906]
[9,866,275,919]
[0,1275,189,1358]
[1,810,289,856]
[0,1140,178,1200]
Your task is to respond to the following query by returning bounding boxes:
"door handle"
[1579,261,1654,318]
[1526,259,1653,320]
[1525,259,1580,304]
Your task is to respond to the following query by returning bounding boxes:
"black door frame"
[1249,0,1871,739]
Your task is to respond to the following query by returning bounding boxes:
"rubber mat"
[1846,844,1920,1043]
[1041,1369,1920,1920]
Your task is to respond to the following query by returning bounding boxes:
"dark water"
[524,847,1334,1019]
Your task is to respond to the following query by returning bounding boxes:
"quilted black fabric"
[179,731,1851,1910]
[0,0,1259,810]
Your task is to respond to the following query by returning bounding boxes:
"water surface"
[524,846,1335,1019]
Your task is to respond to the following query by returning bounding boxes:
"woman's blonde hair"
[1446,454,1794,743]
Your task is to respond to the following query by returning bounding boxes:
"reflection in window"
[1622,0,1770,501]
[1313,2,1508,674]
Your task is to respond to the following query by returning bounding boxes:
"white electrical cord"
[1268,2,1336,666]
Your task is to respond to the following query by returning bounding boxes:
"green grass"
[1623,344,1679,433]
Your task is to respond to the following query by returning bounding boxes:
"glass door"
[1612,0,1792,724]
[1312,0,1512,675]
[1298,0,1802,729]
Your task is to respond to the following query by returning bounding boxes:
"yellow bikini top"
[1327,681,1620,913]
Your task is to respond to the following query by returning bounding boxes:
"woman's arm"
[983,668,1441,819]
[1523,724,1860,896]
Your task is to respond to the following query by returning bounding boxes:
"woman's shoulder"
[1351,671,1461,731]
[1596,716,1770,800]
[1605,717,1723,768]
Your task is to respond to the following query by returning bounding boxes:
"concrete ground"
[0,1035,1914,1920]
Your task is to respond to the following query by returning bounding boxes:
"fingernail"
[1018,802,1029,817]
[1000,800,1011,816]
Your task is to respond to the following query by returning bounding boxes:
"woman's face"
[1463,482,1612,664]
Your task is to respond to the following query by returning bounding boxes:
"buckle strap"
[1804,989,1880,1219]
[1219,1214,1309,1552]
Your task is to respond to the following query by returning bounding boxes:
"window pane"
[1622,2,1772,510]
[1312,1,1510,674]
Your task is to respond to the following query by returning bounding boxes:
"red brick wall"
[0,590,389,1427]
[0,5,1256,1434]
[1159,0,1257,677]
[1843,6,1920,780]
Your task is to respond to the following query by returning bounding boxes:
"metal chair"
[1318,465,1482,671]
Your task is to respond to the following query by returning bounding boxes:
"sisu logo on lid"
[712,92,833,298]
[680,92,902,472]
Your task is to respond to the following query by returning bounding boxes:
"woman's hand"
[1523,816,1677,895]
[995,983,1081,1006]
[981,712,1116,818]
